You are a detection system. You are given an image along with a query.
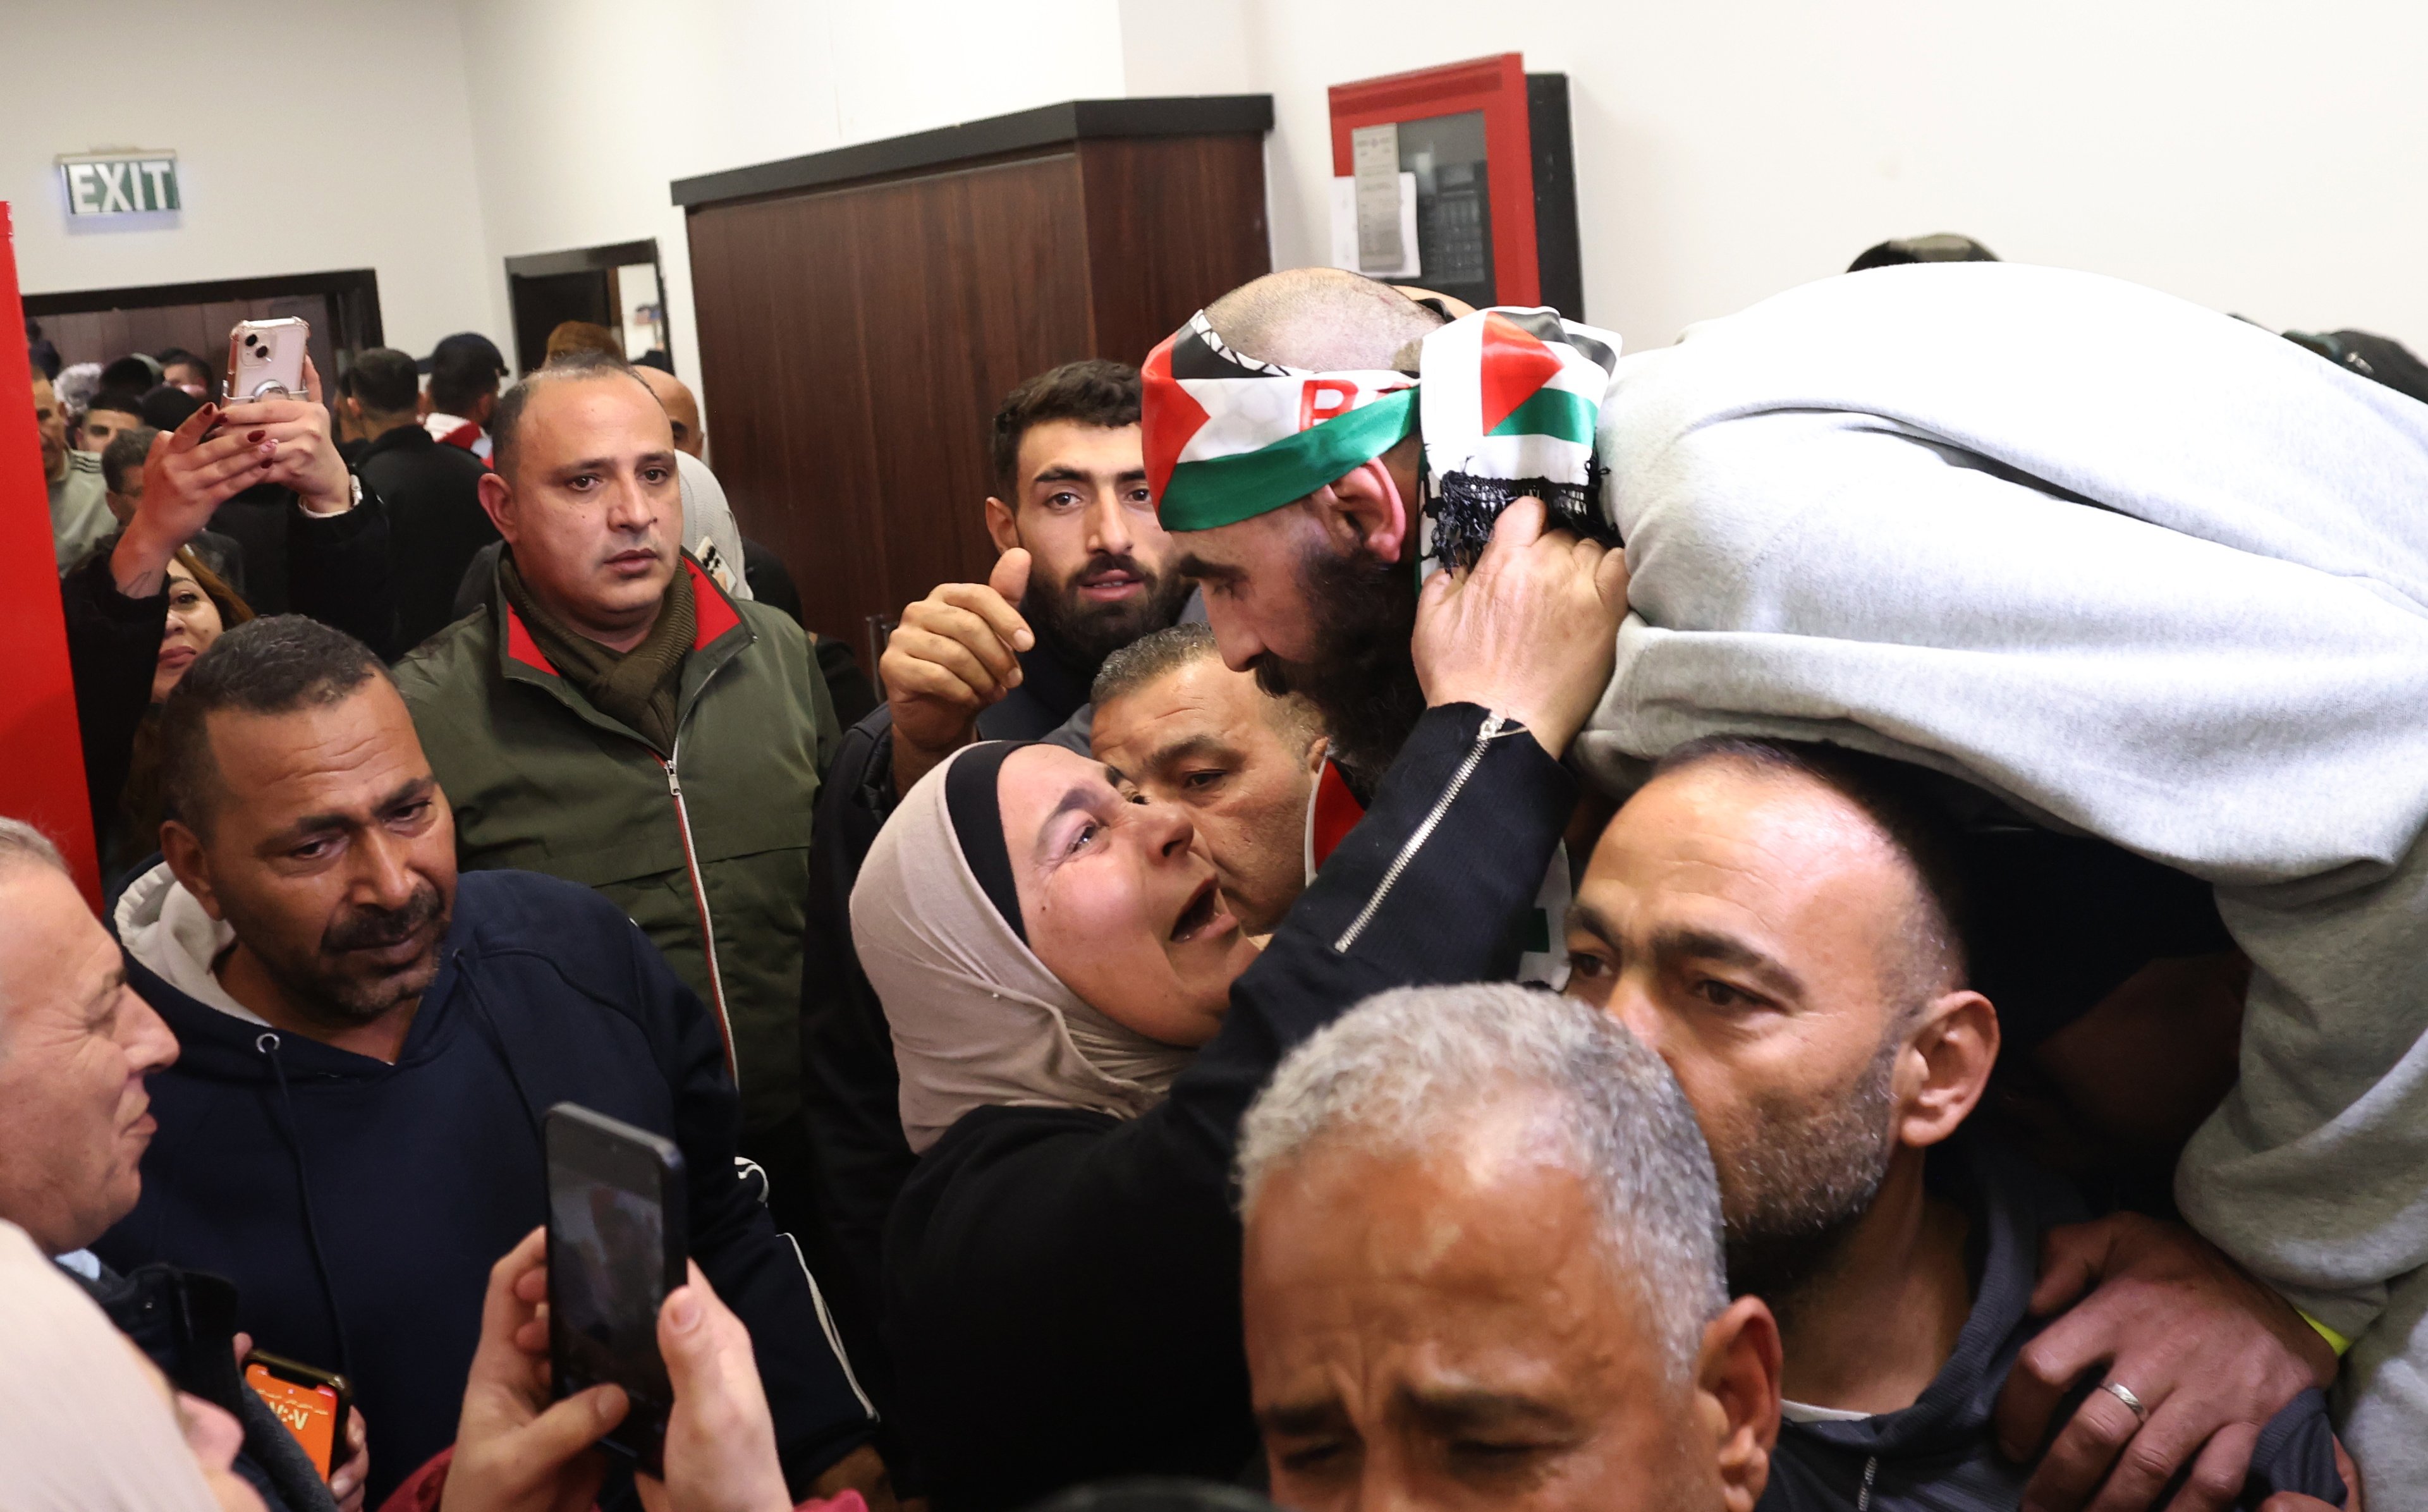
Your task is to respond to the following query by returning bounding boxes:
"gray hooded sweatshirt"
[1573,260,2428,1491]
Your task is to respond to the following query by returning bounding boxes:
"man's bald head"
[1203,267,1446,373]
[634,365,704,458]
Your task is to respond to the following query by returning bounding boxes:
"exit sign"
[58,152,181,216]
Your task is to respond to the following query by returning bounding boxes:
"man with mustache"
[95,616,882,1510]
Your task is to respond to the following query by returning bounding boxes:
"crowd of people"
[9,232,2428,1512]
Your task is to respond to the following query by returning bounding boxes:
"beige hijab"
[0,1221,224,1511]
[852,742,1195,1154]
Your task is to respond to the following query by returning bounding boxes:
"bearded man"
[1562,737,2348,1511]
[95,616,882,1509]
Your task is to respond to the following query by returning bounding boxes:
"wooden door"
[687,151,1095,666]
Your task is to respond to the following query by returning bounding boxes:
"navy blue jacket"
[1761,1139,2343,1511]
[97,868,872,1508]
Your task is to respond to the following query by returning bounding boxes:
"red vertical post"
[0,201,104,909]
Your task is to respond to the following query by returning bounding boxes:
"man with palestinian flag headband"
[1147,263,2428,1501]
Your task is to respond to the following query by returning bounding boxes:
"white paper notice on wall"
[1329,174,1420,279]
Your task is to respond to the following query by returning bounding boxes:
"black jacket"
[96,867,873,1508]
[1760,1140,2343,1511]
[883,705,1575,1509]
[69,1258,336,1512]
[207,484,395,647]
[59,496,396,879]
[354,421,499,655]
[790,647,1102,1429]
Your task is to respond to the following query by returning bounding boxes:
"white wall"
[453,0,1126,414]
[3,0,500,359]
[1121,0,2428,355]
[11,2,2422,420]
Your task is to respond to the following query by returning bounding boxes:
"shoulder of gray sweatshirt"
[1581,260,2428,1345]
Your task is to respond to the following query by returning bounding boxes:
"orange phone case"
[244,1362,339,1475]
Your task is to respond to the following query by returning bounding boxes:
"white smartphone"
[226,317,310,401]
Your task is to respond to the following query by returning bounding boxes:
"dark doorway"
[504,240,669,374]
[23,269,382,391]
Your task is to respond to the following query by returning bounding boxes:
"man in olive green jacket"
[393,352,839,1165]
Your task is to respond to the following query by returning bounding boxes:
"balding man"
[1238,983,1781,1511]
[393,350,843,1209]
[626,362,753,596]
[0,819,354,1512]
[1563,738,2346,1511]
[634,363,704,458]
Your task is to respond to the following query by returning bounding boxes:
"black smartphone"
[544,1102,687,1475]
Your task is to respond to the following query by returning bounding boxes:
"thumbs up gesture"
[882,549,1038,792]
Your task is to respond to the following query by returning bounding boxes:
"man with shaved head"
[1146,256,2428,1499]
[392,350,847,1233]
[634,362,704,458]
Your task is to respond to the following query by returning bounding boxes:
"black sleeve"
[2238,1387,2346,1508]
[814,634,880,731]
[287,483,400,660]
[636,915,875,1492]
[793,705,918,1423]
[58,547,169,847]
[884,705,1576,1506]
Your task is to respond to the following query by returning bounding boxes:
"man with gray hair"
[1236,983,1783,1511]
[0,817,351,1511]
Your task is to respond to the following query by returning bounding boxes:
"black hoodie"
[97,865,873,1508]
[1759,1140,2343,1511]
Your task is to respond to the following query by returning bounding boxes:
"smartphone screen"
[243,1357,346,1477]
[546,1104,686,1473]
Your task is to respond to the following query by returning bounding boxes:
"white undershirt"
[1779,1399,1872,1425]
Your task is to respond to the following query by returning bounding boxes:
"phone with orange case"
[243,1350,351,1477]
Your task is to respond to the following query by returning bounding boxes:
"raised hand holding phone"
[544,1104,687,1477]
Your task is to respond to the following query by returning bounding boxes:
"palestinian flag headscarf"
[1142,303,1626,572]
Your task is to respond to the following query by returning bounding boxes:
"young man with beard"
[1152,273,1444,796]
[794,360,1196,1448]
[1559,738,2348,1511]
[95,616,882,1510]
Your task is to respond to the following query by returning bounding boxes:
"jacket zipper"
[1333,710,1508,953]
[662,741,738,1085]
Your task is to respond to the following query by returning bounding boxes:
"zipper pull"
[664,759,681,798]
[1480,710,1508,739]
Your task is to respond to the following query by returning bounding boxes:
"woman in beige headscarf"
[0,1218,262,1512]
[850,704,1577,1509]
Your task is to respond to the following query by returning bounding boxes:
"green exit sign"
[58,152,181,216]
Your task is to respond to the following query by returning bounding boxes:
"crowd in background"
[8,230,2428,1512]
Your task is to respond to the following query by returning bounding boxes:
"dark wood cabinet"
[676,97,1273,675]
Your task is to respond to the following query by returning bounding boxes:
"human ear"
[1697,1295,1781,1512]
[159,820,224,922]
[1898,990,2001,1149]
[473,391,499,427]
[477,472,518,543]
[1315,456,1412,565]
[1303,734,1330,776]
[983,496,1022,554]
